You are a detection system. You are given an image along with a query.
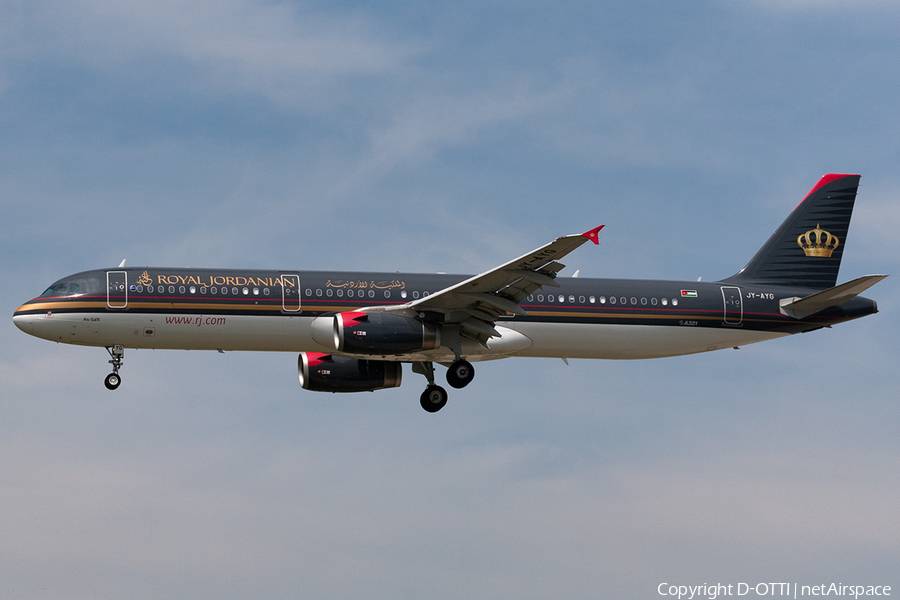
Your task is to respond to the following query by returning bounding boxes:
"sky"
[2,1,899,598]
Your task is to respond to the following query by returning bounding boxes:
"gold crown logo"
[797,224,839,257]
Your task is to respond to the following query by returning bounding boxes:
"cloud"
[3,0,416,109]
[747,0,900,11]
[2,414,897,598]
[853,181,900,261]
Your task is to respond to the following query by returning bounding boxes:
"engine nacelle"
[298,352,402,393]
[311,311,440,355]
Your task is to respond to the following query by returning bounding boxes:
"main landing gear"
[413,359,475,412]
[104,345,124,390]
[446,359,475,389]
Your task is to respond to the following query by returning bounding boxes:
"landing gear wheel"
[104,373,121,390]
[420,385,448,413]
[446,359,475,389]
[104,345,124,391]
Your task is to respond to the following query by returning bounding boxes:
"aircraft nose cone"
[13,305,35,335]
[13,315,33,334]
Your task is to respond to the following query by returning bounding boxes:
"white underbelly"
[21,312,326,352]
[507,322,787,359]
[20,311,788,360]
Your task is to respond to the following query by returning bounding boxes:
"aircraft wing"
[386,226,603,344]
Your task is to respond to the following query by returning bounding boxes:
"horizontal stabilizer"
[779,275,888,319]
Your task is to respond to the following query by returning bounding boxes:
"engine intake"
[298,352,402,393]
[311,311,440,355]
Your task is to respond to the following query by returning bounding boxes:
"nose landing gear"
[104,345,124,390]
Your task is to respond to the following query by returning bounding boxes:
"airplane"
[13,173,887,412]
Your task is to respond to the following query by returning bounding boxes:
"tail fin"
[725,173,860,290]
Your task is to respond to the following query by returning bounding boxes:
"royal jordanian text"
[658,582,891,600]
[155,274,285,287]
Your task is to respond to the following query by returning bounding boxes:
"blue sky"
[2,1,899,598]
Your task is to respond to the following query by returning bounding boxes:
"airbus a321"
[14,174,886,412]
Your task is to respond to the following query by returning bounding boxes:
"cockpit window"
[39,276,97,297]
[41,282,77,296]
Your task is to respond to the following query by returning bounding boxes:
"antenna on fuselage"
[118,259,126,268]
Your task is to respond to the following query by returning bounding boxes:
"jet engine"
[311,311,440,355]
[298,352,402,393]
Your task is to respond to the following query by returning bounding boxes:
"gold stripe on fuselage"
[14,300,789,325]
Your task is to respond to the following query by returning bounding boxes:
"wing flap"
[460,317,502,338]
[459,292,527,316]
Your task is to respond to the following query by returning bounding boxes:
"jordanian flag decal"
[680,290,698,298]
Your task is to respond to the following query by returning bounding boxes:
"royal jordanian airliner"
[13,174,886,412]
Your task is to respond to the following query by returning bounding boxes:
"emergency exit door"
[721,286,742,325]
[107,271,127,309]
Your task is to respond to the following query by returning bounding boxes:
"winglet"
[581,225,604,245]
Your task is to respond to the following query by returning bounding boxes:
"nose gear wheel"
[104,345,124,390]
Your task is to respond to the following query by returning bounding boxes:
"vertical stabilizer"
[725,174,860,290]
